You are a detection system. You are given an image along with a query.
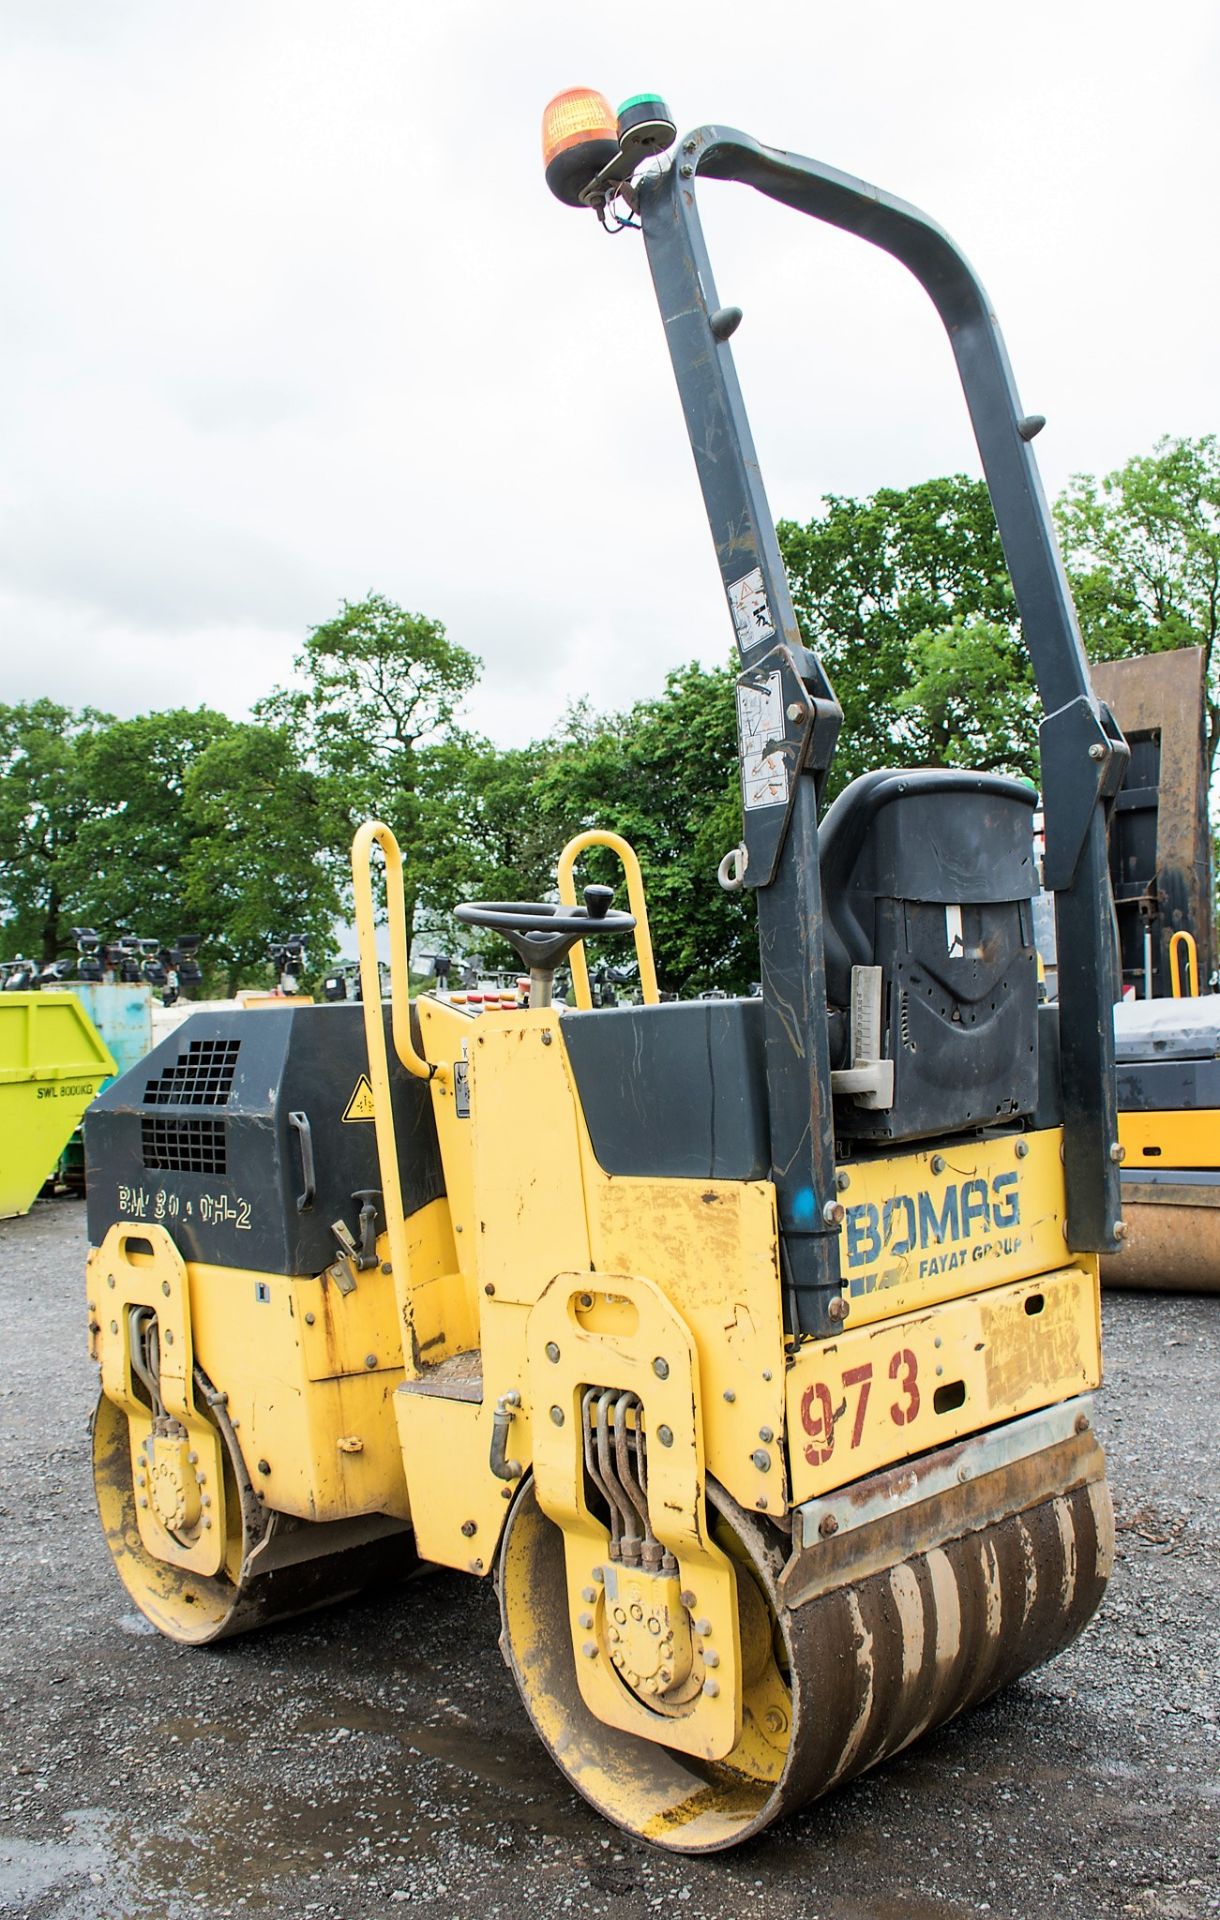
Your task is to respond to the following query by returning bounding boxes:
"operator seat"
[818,768,1040,1144]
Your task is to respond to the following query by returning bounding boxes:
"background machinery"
[1088,647,1220,1290]
[83,95,1124,1852]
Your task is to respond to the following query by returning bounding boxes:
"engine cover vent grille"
[141,1116,227,1175]
[144,1038,240,1108]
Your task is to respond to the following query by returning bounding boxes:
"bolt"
[364,1353,377,1369]
[1074,1412,1090,1434]
[304,1311,316,1326]
[827,1297,848,1322]
[1113,1220,1128,1241]
[659,1668,672,1685]
[758,1426,774,1444]
[819,1512,839,1538]
[683,139,696,154]
[578,1293,593,1309]
[614,1606,627,1625]
[1015,1139,1029,1159]
[545,1341,560,1363]
[501,1486,511,1500]
[696,1617,712,1638]
[196,1471,206,1484]
[484,1283,495,1296]
[139,1497,148,1508]
[579,1611,593,1630]
[187,1450,198,1465]
[540,1032,553,1047]
[582,1641,598,1659]
[257,1459,271,1476]
[608,1627,620,1645]
[200,1494,211,1509]
[679,163,693,178]
[957,1465,971,1484]
[786,701,808,723]
[757,1496,768,1510]
[652,1356,670,1380]
[657,1425,674,1447]
[680,1589,696,1609]
[931,1153,946,1175]
[1088,742,1106,761]
[87,1301,96,1312]
[702,1677,719,1698]
[163,1327,174,1346]
[723,1389,736,1404]
[935,1363,944,1377]
[460,1520,477,1538]
[704,1647,720,1668]
[762,1369,772,1382]
[822,1199,844,1226]
[642,1676,659,1696]
[1110,1143,1126,1163]
[550,1405,565,1427]
[110,1320,118,1336]
[581,1585,596,1604]
[764,1706,788,1736]
[136,1473,145,1488]
[593,1566,605,1583]
[161,1279,171,1297]
[751,1448,772,1472]
[381,1261,393,1275]
[107,1275,115,1289]
[835,1170,851,1192]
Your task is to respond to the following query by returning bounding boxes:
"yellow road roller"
[84,93,1127,1852]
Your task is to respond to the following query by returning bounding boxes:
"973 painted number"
[801,1348,921,1466]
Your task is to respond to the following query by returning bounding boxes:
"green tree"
[414,736,558,949]
[182,723,347,993]
[531,666,754,994]
[777,475,1023,794]
[260,595,481,934]
[0,700,110,964]
[63,708,236,944]
[1056,435,1220,771]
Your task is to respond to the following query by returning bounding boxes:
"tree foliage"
[777,476,1024,794]
[1056,434,1220,770]
[4,445,1215,998]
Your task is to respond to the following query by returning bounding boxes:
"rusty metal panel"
[1091,647,1214,993]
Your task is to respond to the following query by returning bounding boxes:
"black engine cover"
[84,1004,444,1276]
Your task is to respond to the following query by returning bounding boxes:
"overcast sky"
[2,1,1217,748]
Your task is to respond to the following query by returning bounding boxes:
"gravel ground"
[1,1196,1216,1920]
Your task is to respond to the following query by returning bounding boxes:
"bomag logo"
[844,1170,1022,1291]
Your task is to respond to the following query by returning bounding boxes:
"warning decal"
[342,1074,377,1123]
[737,671,790,811]
[727,567,777,653]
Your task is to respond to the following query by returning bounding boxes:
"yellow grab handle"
[350,820,446,1380]
[556,830,660,1010]
[351,821,442,1081]
[1169,929,1199,998]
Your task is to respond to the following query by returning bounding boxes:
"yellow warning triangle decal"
[342,1074,377,1122]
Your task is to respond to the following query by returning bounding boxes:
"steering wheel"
[453,885,636,972]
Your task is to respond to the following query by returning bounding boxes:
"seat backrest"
[819,769,1040,1143]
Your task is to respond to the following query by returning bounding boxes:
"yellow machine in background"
[83,92,1127,1852]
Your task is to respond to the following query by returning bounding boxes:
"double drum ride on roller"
[83,91,1122,1852]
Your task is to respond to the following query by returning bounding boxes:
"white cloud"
[1,0,1217,743]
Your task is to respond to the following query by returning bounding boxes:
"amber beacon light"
[541,88,619,204]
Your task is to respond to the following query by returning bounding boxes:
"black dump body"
[84,1005,444,1276]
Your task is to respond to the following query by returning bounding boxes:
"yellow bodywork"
[91,1001,1094,1561]
[90,826,1103,1763]
[1118,1105,1218,1170]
